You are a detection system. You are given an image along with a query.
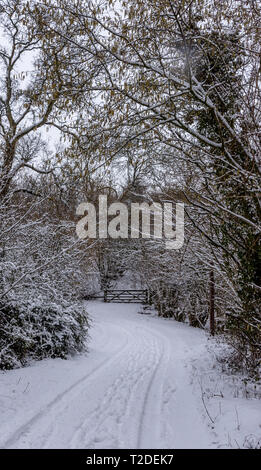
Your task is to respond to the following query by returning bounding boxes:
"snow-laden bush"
[0,190,92,370]
[0,298,89,370]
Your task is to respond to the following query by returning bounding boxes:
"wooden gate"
[104,289,148,304]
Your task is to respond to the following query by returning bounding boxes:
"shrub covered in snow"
[0,190,91,370]
[0,298,89,370]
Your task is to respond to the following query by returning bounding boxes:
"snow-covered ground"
[0,301,260,449]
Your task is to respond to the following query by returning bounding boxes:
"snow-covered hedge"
[0,192,92,370]
[0,299,89,370]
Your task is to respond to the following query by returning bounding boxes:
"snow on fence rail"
[84,289,149,303]
[105,289,148,303]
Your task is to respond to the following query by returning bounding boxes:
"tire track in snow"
[68,323,172,449]
[136,327,171,449]
[3,310,175,449]
[2,322,131,449]
[68,325,161,448]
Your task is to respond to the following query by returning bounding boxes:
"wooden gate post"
[209,270,215,335]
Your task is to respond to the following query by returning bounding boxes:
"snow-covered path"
[0,302,260,449]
